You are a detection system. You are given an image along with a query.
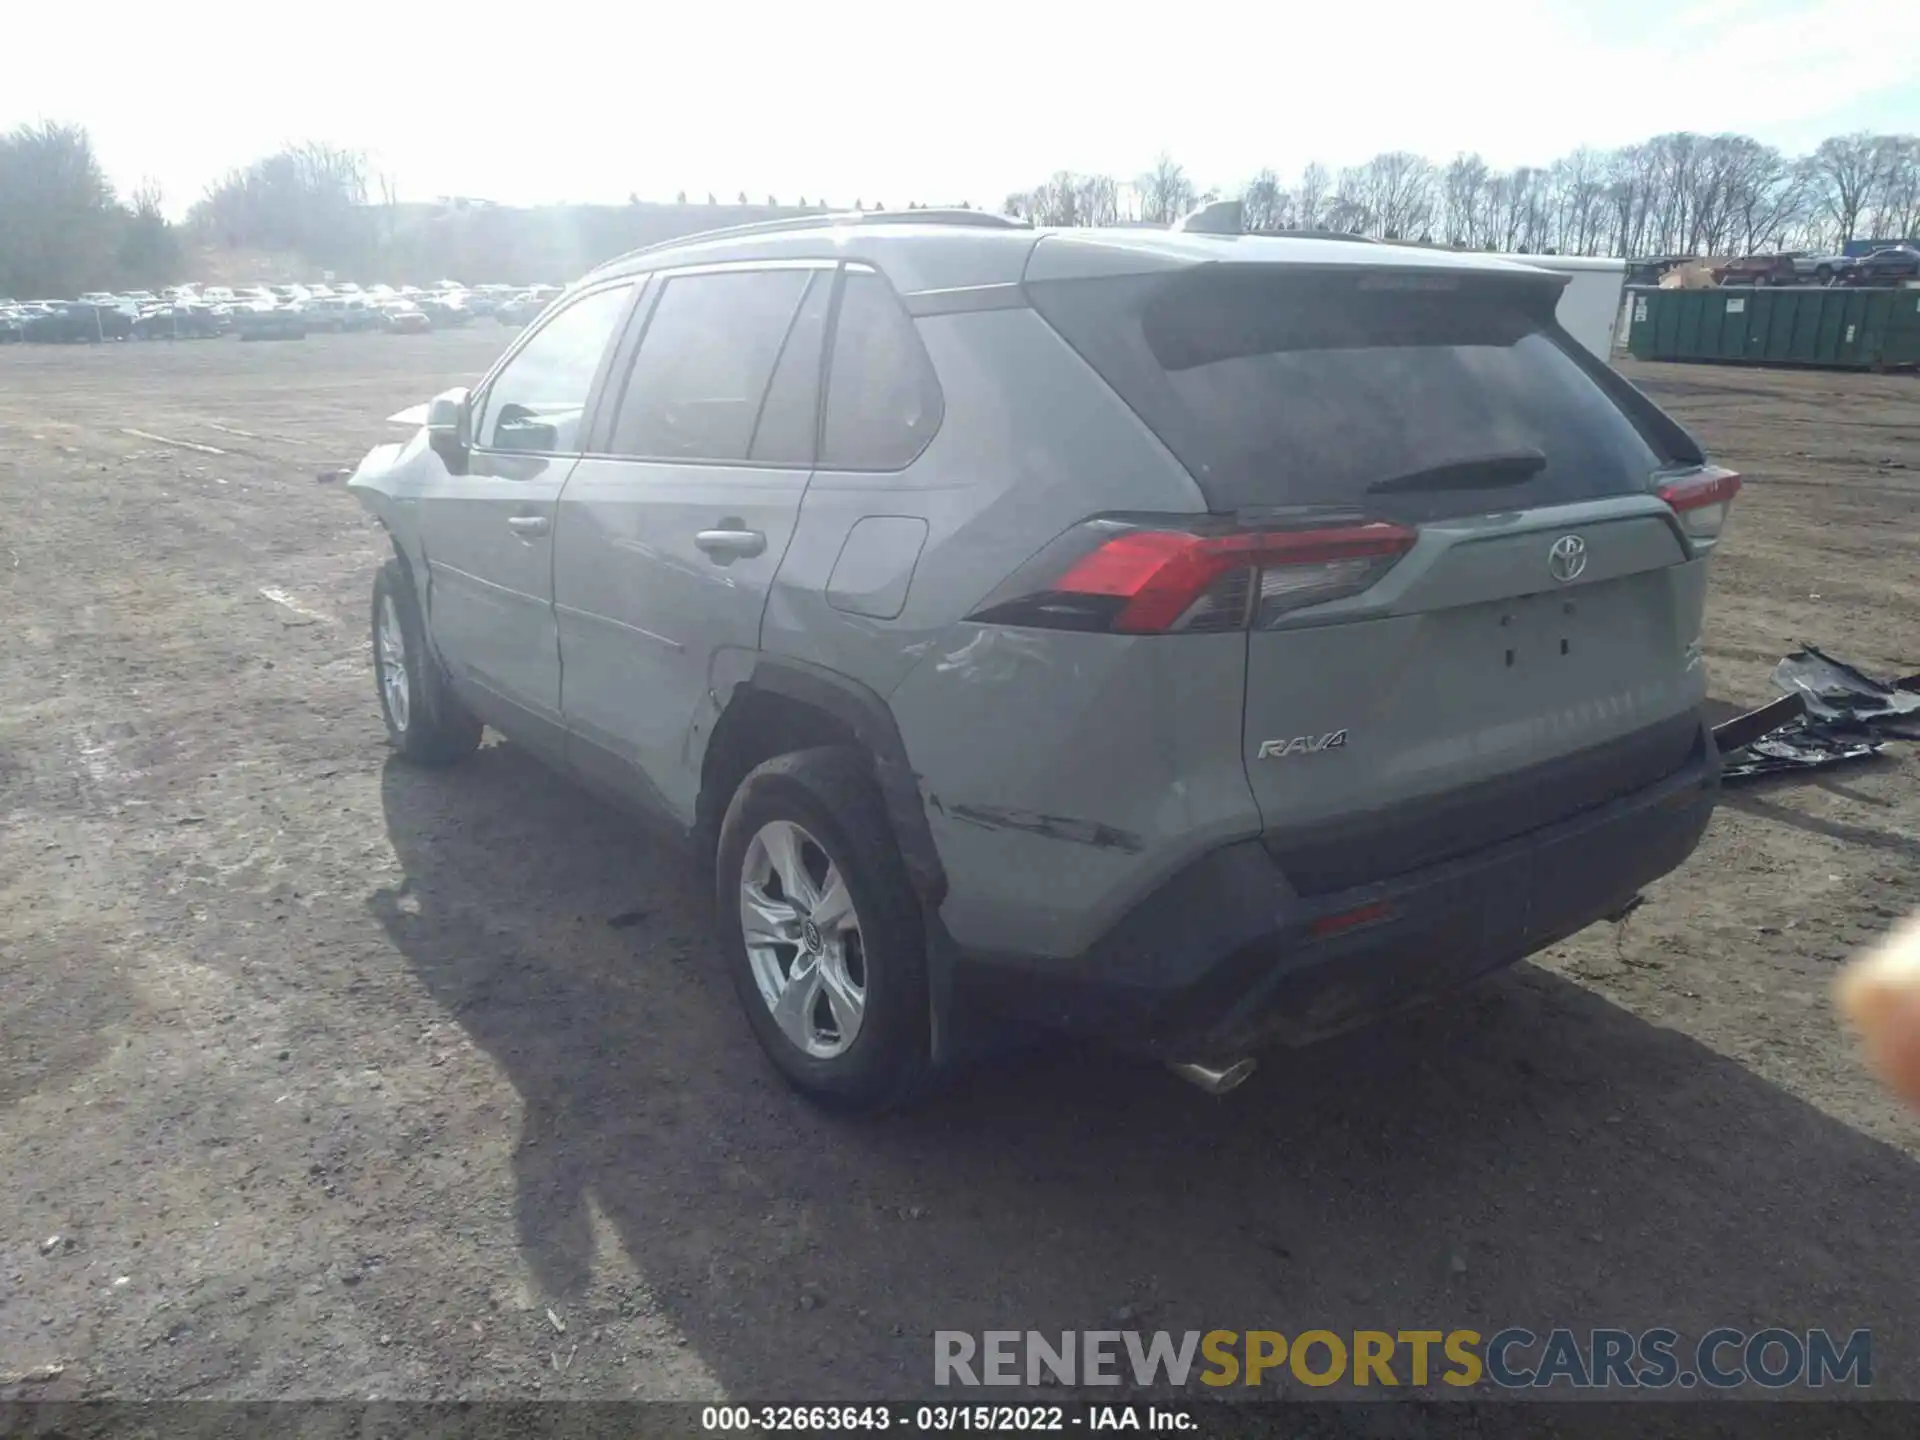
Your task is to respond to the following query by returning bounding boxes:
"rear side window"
[1030,267,1680,520]
[611,268,813,462]
[820,270,942,471]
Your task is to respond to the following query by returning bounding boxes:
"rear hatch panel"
[1027,257,1717,892]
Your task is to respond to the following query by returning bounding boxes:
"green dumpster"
[1885,290,1920,367]
[1714,291,1750,360]
[1624,284,1920,370]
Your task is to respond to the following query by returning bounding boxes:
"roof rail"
[868,208,1031,230]
[591,208,1031,276]
[1277,228,1379,244]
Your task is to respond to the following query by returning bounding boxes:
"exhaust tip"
[1169,1057,1258,1096]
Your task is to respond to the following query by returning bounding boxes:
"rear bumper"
[952,721,1719,1060]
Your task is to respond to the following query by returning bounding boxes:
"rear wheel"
[371,558,482,766]
[716,748,930,1111]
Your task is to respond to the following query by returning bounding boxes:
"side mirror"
[425,387,471,473]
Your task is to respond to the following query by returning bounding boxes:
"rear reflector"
[1311,900,1396,938]
[1658,466,1741,542]
[968,518,1417,634]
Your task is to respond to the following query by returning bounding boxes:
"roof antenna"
[1171,199,1244,236]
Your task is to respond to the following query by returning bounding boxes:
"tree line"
[4,120,1918,300]
[1006,133,1920,257]
[0,123,179,299]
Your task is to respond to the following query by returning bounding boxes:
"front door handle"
[506,514,550,538]
[695,527,766,561]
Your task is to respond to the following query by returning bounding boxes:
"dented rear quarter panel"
[888,625,1263,962]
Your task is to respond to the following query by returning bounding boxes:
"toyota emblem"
[1549,534,1588,584]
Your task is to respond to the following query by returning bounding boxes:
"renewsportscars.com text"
[934,1328,1871,1390]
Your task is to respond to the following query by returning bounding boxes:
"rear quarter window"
[819,269,943,472]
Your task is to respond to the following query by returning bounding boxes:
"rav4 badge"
[1257,730,1348,759]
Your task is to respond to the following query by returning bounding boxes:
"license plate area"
[1494,590,1594,677]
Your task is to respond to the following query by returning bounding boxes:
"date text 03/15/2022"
[701,1405,1192,1431]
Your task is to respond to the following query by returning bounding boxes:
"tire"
[715,747,931,1112]
[371,557,482,766]
[1816,265,1833,284]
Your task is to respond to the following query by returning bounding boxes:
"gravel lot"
[2,332,1918,1402]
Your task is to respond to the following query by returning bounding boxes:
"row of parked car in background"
[1718,245,1920,287]
[0,281,564,344]
[1627,245,1920,289]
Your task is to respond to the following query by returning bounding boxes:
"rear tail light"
[1658,466,1741,543]
[966,517,1417,634]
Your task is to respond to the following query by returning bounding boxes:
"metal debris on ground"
[1772,645,1920,738]
[1716,645,1920,783]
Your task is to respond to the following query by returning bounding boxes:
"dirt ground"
[1,332,1918,1403]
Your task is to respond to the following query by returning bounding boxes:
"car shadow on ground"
[374,743,1920,1401]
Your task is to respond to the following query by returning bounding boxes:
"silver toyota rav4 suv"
[349,210,1734,1110]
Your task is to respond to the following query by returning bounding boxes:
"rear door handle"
[506,514,550,538]
[695,527,766,561]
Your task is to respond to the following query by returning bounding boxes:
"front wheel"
[716,748,931,1111]
[371,558,482,766]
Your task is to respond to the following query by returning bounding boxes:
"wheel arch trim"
[729,656,948,910]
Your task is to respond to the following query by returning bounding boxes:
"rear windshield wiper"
[1365,450,1546,495]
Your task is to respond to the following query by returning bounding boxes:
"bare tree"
[1443,153,1490,246]
[1292,162,1330,231]
[1240,168,1289,231]
[1001,172,1121,227]
[1037,172,1080,225]
[1550,148,1607,254]
[1138,153,1195,224]
[1809,133,1882,243]
[188,140,371,268]
[1328,166,1371,233]
[0,122,126,296]
[1075,173,1120,227]
[117,178,179,285]
[1606,144,1659,256]
[1356,151,1434,238]
[1480,171,1516,251]
[1865,135,1920,241]
[1717,138,1803,253]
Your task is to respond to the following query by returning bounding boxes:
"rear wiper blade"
[1366,450,1546,495]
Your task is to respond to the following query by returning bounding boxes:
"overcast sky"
[8,0,1918,217]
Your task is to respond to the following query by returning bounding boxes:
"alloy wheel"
[739,819,867,1058]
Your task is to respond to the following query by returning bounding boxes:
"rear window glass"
[1030,267,1680,519]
